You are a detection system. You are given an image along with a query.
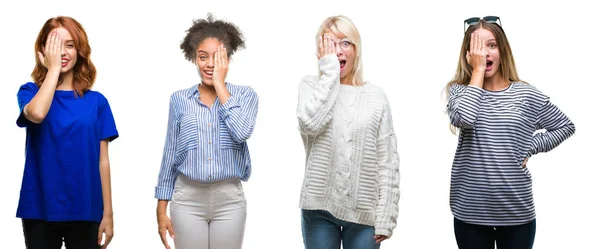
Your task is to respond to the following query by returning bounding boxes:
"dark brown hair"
[180,13,245,62]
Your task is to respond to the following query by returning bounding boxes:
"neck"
[199,82,217,94]
[340,75,352,85]
[482,73,509,91]
[56,71,74,90]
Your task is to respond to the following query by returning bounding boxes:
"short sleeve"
[16,82,39,128]
[98,93,119,142]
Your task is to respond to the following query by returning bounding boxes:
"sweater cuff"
[318,54,340,73]
[375,227,393,238]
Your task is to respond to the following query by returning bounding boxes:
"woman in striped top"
[154,13,258,249]
[445,16,575,249]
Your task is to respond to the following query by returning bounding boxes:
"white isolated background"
[0,0,598,248]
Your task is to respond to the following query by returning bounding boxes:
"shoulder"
[83,90,112,109]
[18,82,39,92]
[448,83,468,94]
[511,82,548,100]
[365,82,390,104]
[169,86,195,101]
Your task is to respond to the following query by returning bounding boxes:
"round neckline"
[484,82,513,93]
[339,82,369,88]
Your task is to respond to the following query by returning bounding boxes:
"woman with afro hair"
[154,13,258,249]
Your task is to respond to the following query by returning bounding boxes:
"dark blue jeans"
[454,217,536,249]
[301,209,380,249]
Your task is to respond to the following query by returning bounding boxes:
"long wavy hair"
[32,16,96,97]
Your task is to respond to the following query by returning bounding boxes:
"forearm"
[447,84,485,128]
[297,56,340,135]
[528,123,575,156]
[468,69,485,89]
[215,83,231,105]
[24,70,60,123]
[99,160,113,217]
[157,200,169,216]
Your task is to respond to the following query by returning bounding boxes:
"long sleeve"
[218,87,259,143]
[527,98,575,157]
[296,54,340,136]
[155,95,181,200]
[447,84,485,129]
[374,102,400,238]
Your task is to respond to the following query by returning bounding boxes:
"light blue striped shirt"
[155,83,259,200]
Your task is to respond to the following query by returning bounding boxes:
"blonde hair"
[316,15,363,86]
[444,21,524,134]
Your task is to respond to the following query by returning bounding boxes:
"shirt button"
[208,123,212,127]
[208,158,212,161]
[208,140,212,144]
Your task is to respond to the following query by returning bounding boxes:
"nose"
[207,56,215,67]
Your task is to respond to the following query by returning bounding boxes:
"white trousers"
[170,175,247,249]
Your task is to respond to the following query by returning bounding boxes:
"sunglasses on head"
[464,16,502,33]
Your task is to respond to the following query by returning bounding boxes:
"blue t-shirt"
[16,82,119,222]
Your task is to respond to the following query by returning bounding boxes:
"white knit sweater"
[296,54,400,237]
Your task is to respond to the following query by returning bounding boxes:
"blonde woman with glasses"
[296,15,400,249]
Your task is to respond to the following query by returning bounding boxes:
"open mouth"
[339,60,346,70]
[486,60,493,71]
[204,70,213,77]
[61,59,69,67]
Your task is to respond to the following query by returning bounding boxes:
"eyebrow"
[197,50,209,54]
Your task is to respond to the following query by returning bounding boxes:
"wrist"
[214,81,227,90]
[48,66,61,74]
[472,67,486,74]
[103,211,113,218]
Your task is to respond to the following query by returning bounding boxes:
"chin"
[60,67,73,74]
[201,79,213,86]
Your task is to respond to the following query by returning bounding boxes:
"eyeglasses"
[327,38,354,51]
[464,16,502,33]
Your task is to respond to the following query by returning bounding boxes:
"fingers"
[167,224,175,239]
[214,46,220,67]
[318,35,323,59]
[329,37,335,55]
[469,32,474,55]
[323,35,328,57]
[466,51,471,65]
[522,158,529,168]
[97,227,104,246]
[373,235,388,243]
[478,31,485,57]
[159,230,171,249]
[103,234,113,249]
[222,45,228,63]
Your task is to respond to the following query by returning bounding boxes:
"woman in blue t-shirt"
[16,16,119,249]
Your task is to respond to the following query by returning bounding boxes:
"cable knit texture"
[297,54,400,238]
